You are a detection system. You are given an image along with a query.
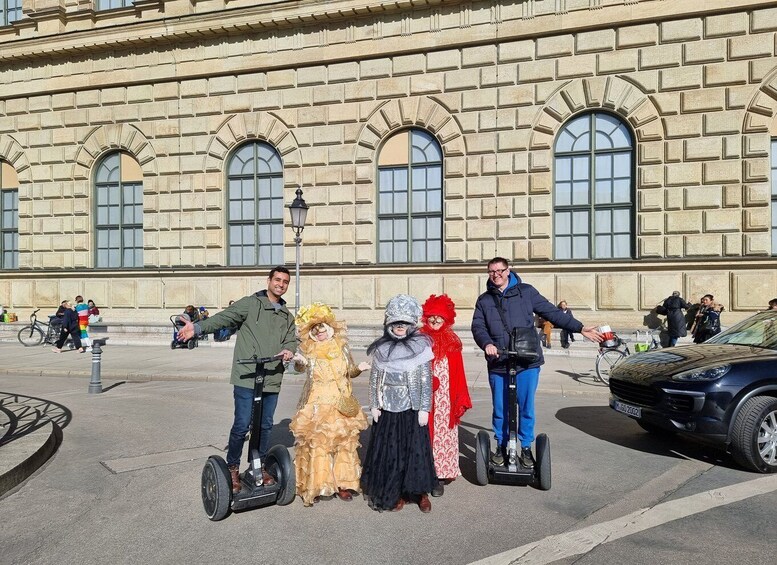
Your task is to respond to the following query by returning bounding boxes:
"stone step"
[0,395,62,497]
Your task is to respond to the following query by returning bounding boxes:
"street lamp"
[288,187,308,311]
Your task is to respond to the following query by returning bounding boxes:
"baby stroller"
[170,315,198,350]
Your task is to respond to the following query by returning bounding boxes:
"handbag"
[335,372,361,418]
[490,294,540,362]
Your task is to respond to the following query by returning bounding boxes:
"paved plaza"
[1,342,775,564]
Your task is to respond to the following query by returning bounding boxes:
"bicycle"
[17,308,62,347]
[594,329,661,385]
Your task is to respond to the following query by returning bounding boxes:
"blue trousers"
[488,367,540,449]
[226,385,279,467]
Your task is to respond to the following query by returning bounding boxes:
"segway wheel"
[475,430,491,486]
[265,444,296,506]
[187,339,196,350]
[170,341,176,350]
[201,456,232,521]
[535,433,551,491]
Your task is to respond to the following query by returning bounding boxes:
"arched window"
[377,129,442,263]
[553,112,634,260]
[227,142,284,266]
[95,152,143,268]
[1,0,22,26]
[0,160,19,269]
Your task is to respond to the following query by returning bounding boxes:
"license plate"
[613,400,641,418]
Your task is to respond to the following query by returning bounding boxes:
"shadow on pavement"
[0,392,73,446]
[555,405,734,468]
[555,369,606,388]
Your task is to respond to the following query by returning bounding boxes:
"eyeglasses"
[487,268,508,276]
[427,316,444,323]
[390,322,410,328]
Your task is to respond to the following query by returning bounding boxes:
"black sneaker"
[431,480,444,497]
[519,447,535,469]
[490,446,504,466]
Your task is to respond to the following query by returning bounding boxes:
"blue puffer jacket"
[471,272,584,372]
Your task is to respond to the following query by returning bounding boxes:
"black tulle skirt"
[360,409,437,511]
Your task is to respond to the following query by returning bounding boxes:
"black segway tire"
[170,340,176,349]
[266,444,296,506]
[475,430,491,486]
[201,456,232,521]
[187,339,196,350]
[535,433,551,491]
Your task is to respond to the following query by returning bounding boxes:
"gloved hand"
[371,408,381,423]
[418,410,429,427]
[292,352,307,366]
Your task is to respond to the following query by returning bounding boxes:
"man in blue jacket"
[471,257,601,468]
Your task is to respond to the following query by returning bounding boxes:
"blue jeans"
[226,385,279,467]
[488,367,540,449]
[668,336,678,347]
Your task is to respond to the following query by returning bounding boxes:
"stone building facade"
[0,0,776,327]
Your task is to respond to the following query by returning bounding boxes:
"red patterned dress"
[420,294,472,481]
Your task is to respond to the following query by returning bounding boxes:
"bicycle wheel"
[595,349,626,385]
[18,325,45,347]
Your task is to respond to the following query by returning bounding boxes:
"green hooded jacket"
[198,290,298,392]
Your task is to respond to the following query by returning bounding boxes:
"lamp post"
[288,188,308,311]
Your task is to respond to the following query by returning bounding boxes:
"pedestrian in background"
[768,298,777,311]
[87,300,101,324]
[74,296,90,351]
[658,291,692,347]
[52,301,82,353]
[535,314,552,349]
[557,301,575,349]
[692,294,724,343]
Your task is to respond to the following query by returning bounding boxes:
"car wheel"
[731,396,777,473]
[637,421,677,436]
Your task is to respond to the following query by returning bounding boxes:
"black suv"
[609,310,777,473]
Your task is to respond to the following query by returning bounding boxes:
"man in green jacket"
[177,266,297,492]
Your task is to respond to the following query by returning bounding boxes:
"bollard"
[89,338,108,394]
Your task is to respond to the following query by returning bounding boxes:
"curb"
[0,421,62,498]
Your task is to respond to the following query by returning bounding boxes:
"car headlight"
[672,365,730,382]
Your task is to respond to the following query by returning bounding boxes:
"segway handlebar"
[236,353,284,366]
[496,348,521,358]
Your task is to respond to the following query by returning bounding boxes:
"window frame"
[95,0,133,11]
[552,111,636,261]
[225,141,285,267]
[93,151,144,269]
[376,128,444,264]
[0,161,19,270]
[1,0,22,26]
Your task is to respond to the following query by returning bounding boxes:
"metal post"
[89,338,108,394]
[294,234,301,311]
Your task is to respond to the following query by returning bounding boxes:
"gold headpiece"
[295,302,335,328]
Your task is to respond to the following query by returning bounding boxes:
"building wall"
[0,0,776,325]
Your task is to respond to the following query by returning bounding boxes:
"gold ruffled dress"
[289,340,368,506]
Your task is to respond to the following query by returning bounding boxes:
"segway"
[201,354,296,520]
[475,330,551,490]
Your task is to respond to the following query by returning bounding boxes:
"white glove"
[371,408,381,423]
[357,361,371,372]
[292,352,307,366]
[418,410,429,427]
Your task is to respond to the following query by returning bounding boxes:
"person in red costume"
[420,294,472,498]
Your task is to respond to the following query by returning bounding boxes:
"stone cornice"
[1,257,776,278]
[0,0,771,64]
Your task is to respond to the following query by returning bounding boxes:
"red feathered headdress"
[421,294,457,325]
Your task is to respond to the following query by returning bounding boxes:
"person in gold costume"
[289,303,370,507]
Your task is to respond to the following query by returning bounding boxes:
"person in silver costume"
[360,294,437,513]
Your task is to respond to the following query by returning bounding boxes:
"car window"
[706,312,777,350]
